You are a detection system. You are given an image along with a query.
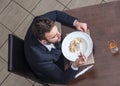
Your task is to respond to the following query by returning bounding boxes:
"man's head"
[32,18,61,44]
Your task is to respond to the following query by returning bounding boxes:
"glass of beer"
[108,40,119,55]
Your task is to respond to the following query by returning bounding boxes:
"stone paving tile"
[32,0,65,16]
[0,24,11,47]
[14,14,34,39]
[0,1,29,32]
[1,73,32,86]
[0,57,9,84]
[57,0,72,6]
[67,0,102,9]
[33,82,43,86]
[14,0,40,12]
[0,0,11,13]
[63,7,69,11]
[26,78,35,85]
[34,82,66,86]
[0,40,8,62]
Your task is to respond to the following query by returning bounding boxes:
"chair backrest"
[8,34,64,85]
[8,34,38,80]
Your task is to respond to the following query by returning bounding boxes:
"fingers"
[78,53,87,64]
[77,23,87,32]
[80,23,87,32]
[73,54,87,67]
[82,54,87,62]
[75,20,87,32]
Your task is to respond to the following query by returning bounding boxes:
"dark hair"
[32,18,55,40]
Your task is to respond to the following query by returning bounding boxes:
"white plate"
[61,31,93,62]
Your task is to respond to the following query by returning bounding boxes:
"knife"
[75,65,94,78]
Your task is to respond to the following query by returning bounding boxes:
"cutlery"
[75,65,94,78]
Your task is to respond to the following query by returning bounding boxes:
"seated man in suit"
[24,10,87,84]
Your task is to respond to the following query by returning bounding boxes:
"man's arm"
[34,10,77,27]
[34,10,87,32]
[29,46,78,84]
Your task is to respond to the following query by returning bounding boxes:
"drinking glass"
[108,40,119,55]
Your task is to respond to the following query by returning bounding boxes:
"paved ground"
[0,0,117,86]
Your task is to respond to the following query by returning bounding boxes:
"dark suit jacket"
[24,10,79,84]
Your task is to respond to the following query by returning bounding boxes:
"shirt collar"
[44,43,56,51]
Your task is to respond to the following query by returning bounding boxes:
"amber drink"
[108,40,119,55]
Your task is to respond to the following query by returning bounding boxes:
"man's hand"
[74,20,87,32]
[72,53,87,68]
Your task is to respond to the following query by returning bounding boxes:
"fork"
[76,43,82,55]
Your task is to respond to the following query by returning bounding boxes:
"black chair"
[8,34,50,86]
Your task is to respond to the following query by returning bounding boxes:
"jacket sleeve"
[34,10,77,27]
[35,61,78,84]
[29,46,78,84]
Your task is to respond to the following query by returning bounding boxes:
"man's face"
[45,25,61,44]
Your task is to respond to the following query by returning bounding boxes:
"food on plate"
[69,37,81,53]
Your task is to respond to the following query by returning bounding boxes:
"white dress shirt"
[44,43,56,51]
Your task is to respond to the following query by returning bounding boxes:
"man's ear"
[39,39,47,44]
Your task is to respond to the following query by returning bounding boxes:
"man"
[24,10,87,84]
